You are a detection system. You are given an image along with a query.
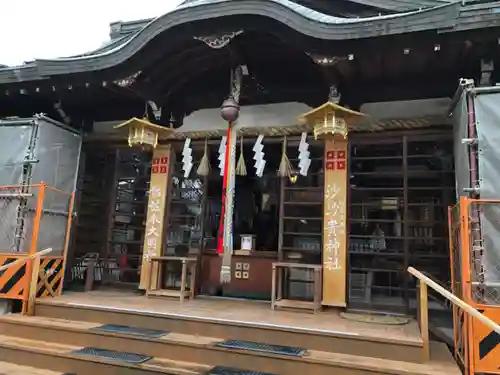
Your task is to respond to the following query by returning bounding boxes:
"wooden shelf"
[283,202,322,205]
[281,247,321,253]
[349,134,454,311]
[284,187,322,191]
[350,251,404,256]
[274,299,318,311]
[147,289,191,299]
[109,240,142,245]
[351,156,402,161]
[284,216,322,221]
[113,212,145,218]
[272,262,322,313]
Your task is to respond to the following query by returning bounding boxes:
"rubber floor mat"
[215,339,306,357]
[93,323,169,337]
[70,347,152,364]
[207,366,278,375]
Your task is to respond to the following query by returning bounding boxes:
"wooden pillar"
[139,144,173,290]
[298,100,364,308]
[322,137,348,307]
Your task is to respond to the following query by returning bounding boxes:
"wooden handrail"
[408,267,500,335]
[0,248,53,272]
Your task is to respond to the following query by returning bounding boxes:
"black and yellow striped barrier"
[37,258,64,297]
[0,255,28,299]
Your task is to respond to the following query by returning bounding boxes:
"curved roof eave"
[180,0,454,13]
[31,0,460,76]
[347,0,452,12]
[108,0,453,41]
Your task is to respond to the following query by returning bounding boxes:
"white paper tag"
[252,135,264,152]
[253,150,265,161]
[256,160,266,177]
[218,136,227,153]
[298,150,310,161]
[183,162,193,178]
[299,158,311,176]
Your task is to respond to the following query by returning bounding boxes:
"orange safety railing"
[0,183,75,313]
[408,267,500,373]
[447,196,500,375]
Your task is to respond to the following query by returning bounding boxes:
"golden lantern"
[298,102,365,140]
[113,117,174,148]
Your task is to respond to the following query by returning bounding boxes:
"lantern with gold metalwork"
[298,102,365,140]
[113,117,174,148]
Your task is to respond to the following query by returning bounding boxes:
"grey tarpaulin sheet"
[450,93,469,293]
[451,92,470,197]
[0,124,32,185]
[27,118,82,254]
[474,92,500,284]
[31,118,81,194]
[0,124,33,250]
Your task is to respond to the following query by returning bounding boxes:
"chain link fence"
[0,184,73,255]
[469,200,500,305]
[0,185,38,252]
[448,203,469,369]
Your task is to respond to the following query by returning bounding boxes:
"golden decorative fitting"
[298,102,365,140]
[113,117,174,148]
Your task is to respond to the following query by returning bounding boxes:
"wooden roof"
[1,1,498,83]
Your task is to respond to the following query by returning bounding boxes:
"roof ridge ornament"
[194,30,243,49]
[307,53,347,67]
[114,71,141,88]
[329,85,340,104]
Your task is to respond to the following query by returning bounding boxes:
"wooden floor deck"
[40,290,423,345]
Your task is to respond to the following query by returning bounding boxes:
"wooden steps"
[0,334,211,375]
[33,299,425,363]
[0,361,64,375]
[0,312,461,375]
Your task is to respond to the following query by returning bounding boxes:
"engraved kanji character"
[148,199,161,213]
[150,187,162,198]
[147,225,159,237]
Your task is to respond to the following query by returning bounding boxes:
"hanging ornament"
[298,132,311,176]
[253,134,266,177]
[182,138,193,178]
[197,138,211,176]
[218,136,227,176]
[278,136,293,178]
[236,136,247,176]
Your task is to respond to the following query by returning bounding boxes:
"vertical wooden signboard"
[139,145,173,290]
[322,138,348,307]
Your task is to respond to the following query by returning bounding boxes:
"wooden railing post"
[26,255,41,316]
[408,265,500,371]
[408,266,500,335]
[419,279,430,361]
[29,183,45,256]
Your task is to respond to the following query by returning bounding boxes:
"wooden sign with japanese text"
[139,145,173,290]
[322,138,348,307]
